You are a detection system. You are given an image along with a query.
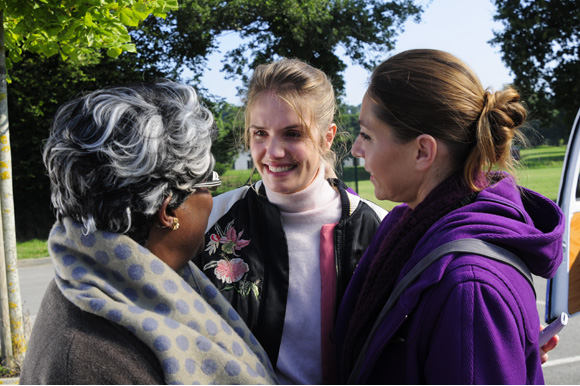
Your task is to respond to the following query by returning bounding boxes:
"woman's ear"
[414,134,438,171]
[156,195,175,229]
[325,123,338,150]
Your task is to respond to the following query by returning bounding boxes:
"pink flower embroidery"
[220,227,250,256]
[203,221,258,298]
[214,258,249,284]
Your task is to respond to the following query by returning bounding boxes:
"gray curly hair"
[44,80,216,242]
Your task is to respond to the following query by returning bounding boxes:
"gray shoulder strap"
[347,238,534,384]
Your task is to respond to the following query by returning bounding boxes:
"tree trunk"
[0,10,26,366]
[0,213,14,368]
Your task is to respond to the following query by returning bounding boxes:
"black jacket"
[193,179,387,364]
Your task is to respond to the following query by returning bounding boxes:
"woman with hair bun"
[335,49,564,384]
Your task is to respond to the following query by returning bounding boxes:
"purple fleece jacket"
[336,177,564,384]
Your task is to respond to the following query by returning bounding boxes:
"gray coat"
[20,279,164,384]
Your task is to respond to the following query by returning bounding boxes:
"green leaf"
[106,46,123,58]
[121,43,137,53]
[84,12,96,28]
[38,42,59,58]
[119,9,139,27]
[61,45,76,55]
[133,3,150,20]
[85,31,95,47]
[164,0,180,10]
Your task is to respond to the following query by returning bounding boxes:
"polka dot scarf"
[49,217,277,385]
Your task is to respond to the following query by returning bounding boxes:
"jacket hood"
[414,176,564,279]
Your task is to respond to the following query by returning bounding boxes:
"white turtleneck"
[265,164,342,385]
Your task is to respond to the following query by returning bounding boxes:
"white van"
[547,107,580,322]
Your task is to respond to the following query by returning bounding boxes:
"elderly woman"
[20,81,276,384]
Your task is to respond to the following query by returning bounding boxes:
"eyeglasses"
[192,171,221,191]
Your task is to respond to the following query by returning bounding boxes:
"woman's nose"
[351,136,364,158]
[266,137,285,159]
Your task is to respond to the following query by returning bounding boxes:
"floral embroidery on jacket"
[204,220,260,299]
[214,258,249,284]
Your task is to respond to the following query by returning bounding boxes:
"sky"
[198,0,513,106]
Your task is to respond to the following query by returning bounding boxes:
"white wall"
[233,151,253,170]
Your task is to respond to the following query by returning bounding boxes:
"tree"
[7,24,243,241]
[210,101,245,175]
[7,0,425,241]
[8,50,174,241]
[490,0,580,138]
[140,0,424,99]
[3,0,178,66]
[0,0,178,370]
[335,103,360,168]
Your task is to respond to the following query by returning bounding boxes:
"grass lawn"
[213,169,260,196]
[516,166,563,201]
[345,144,568,210]
[346,164,564,212]
[342,180,397,211]
[17,239,49,260]
[16,145,570,259]
[517,145,567,201]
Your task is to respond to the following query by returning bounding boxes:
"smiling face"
[248,92,327,194]
[352,93,421,206]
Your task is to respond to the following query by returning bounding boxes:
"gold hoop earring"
[172,217,180,231]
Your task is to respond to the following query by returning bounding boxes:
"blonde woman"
[194,58,387,384]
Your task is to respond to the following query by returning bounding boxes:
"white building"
[233,151,253,170]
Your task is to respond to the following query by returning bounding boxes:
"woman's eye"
[252,130,266,137]
[359,131,371,141]
[286,131,302,139]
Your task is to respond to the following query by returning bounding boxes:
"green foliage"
[2,0,180,240]
[210,101,245,175]
[124,2,218,82]
[6,40,245,240]
[8,50,171,240]
[6,0,426,240]
[15,146,569,258]
[490,0,580,136]
[219,0,424,96]
[335,103,361,165]
[0,361,18,377]
[338,165,370,181]
[521,111,570,147]
[153,0,424,98]
[1,0,178,67]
